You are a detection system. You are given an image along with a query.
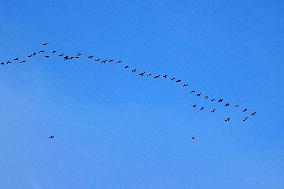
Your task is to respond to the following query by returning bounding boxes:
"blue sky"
[0,0,283,188]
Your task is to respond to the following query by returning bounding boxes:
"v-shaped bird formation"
[1,43,257,123]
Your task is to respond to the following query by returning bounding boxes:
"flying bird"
[211,98,215,102]
[28,55,33,58]
[243,117,248,122]
[225,118,231,122]
[154,75,160,79]
[171,77,175,80]
[7,61,11,64]
[39,50,44,53]
[176,79,181,83]
[20,60,26,63]
[197,93,202,96]
[1,62,4,66]
[42,43,47,46]
[49,135,54,139]
[14,58,19,61]
[162,74,168,78]
[63,56,69,60]
[218,99,224,103]
[211,108,216,112]
[59,54,64,56]
[183,84,188,87]
[45,55,50,58]
[109,59,113,62]
[124,66,129,68]
[132,69,136,72]
[88,56,94,59]
[116,60,122,64]
[242,108,248,112]
[200,107,204,111]
[204,96,209,99]
[225,103,230,107]
[52,50,56,53]
[235,105,239,108]
[192,104,197,109]
[251,112,256,116]
[95,59,101,61]
[139,72,145,76]
[190,90,196,93]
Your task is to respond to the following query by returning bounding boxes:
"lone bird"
[176,79,181,83]
[132,69,136,72]
[42,43,47,46]
[14,58,19,61]
[52,50,57,53]
[49,135,54,139]
[124,66,129,68]
[163,74,168,78]
[183,84,188,87]
[243,117,248,122]
[251,112,256,116]
[116,60,122,64]
[242,108,248,112]
[139,72,145,76]
[154,75,160,79]
[190,90,196,93]
[211,108,216,112]
[1,62,4,66]
[225,103,230,107]
[225,118,231,122]
[192,104,197,109]
[88,56,94,59]
[64,56,69,60]
[197,93,202,96]
[200,107,204,111]
[218,99,224,103]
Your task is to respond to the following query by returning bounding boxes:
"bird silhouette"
[176,79,181,83]
[251,112,256,116]
[171,77,175,80]
[88,56,93,59]
[124,66,129,68]
[211,108,216,112]
[49,135,54,139]
[101,60,107,63]
[218,99,224,103]
[28,55,33,58]
[95,59,100,61]
[192,104,197,109]
[197,93,202,96]
[33,52,37,56]
[225,103,230,106]
[75,56,80,59]
[211,98,215,102]
[204,96,209,99]
[116,60,122,64]
[190,90,196,93]
[242,109,248,112]
[63,56,69,60]
[183,84,188,87]
[7,61,11,64]
[225,118,231,122]
[52,51,56,53]
[77,53,82,56]
[59,54,64,56]
[42,43,47,46]
[1,62,4,66]
[132,69,136,72]
[139,72,145,76]
[14,58,19,61]
[39,50,44,53]
[192,136,195,140]
[200,107,204,111]
[45,55,50,58]
[243,117,248,122]
[154,75,160,79]
[20,60,26,63]
[163,74,168,78]
[235,105,239,107]
[109,59,113,62]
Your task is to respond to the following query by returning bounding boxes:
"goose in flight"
[116,60,122,64]
[14,58,19,61]
[124,65,129,68]
[190,90,196,93]
[242,108,248,112]
[235,105,239,108]
[154,75,160,79]
[139,72,145,76]
[192,104,197,109]
[183,84,188,87]
[39,50,44,53]
[211,98,215,102]
[225,103,230,107]
[49,135,55,139]
[176,79,181,83]
[28,55,33,58]
[251,112,256,116]
[63,56,69,60]
[243,117,248,122]
[95,59,101,61]
[225,118,231,122]
[1,62,4,66]
[171,77,176,81]
[20,60,26,63]
[109,59,113,62]
[52,50,57,53]
[42,43,47,46]
[211,108,216,112]
[197,93,202,96]
[132,69,136,72]
[59,54,64,57]
[7,61,11,64]
[88,56,93,59]
[45,55,50,58]
[218,99,224,103]
[204,96,209,99]
[162,74,168,78]
[200,107,204,111]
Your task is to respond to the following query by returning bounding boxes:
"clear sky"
[0,0,283,188]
